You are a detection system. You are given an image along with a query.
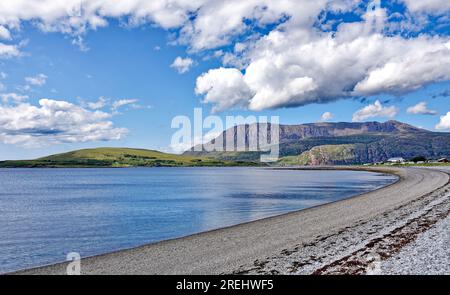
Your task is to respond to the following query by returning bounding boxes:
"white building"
[387,157,405,163]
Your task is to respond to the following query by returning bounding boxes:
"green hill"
[0,148,259,168]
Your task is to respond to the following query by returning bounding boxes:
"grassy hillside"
[0,148,260,168]
[278,144,357,166]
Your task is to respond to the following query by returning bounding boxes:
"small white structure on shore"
[387,157,405,164]
[437,158,449,163]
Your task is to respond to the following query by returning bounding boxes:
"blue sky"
[0,0,449,160]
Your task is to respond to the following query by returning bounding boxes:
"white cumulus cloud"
[87,96,108,110]
[352,39,450,95]
[0,92,29,103]
[25,73,47,86]
[0,0,203,39]
[0,99,128,146]
[170,56,194,74]
[320,112,334,122]
[352,100,399,122]
[111,99,139,111]
[402,0,450,14]
[195,67,253,112]
[407,102,437,115]
[436,112,450,130]
[195,6,450,111]
[0,0,350,52]
[0,43,20,58]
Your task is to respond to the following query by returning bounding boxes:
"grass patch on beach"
[367,163,450,168]
[392,163,450,167]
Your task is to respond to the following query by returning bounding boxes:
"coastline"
[11,166,450,275]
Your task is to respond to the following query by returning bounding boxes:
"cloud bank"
[0,99,127,146]
[196,11,450,111]
[0,0,449,114]
[402,0,450,14]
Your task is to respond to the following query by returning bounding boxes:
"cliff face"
[185,120,450,165]
[279,144,357,166]
[278,120,421,139]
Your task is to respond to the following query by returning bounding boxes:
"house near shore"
[387,157,405,164]
[437,158,449,163]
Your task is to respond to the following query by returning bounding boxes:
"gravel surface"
[381,213,450,275]
[310,183,450,275]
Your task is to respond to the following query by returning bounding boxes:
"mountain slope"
[185,120,450,165]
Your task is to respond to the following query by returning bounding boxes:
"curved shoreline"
[12,166,450,275]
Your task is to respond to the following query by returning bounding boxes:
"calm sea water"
[0,167,396,273]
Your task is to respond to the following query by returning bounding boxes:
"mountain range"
[1,120,448,167]
[185,120,450,165]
